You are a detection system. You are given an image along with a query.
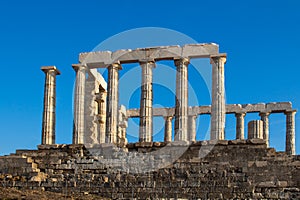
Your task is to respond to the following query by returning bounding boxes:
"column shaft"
[260,112,270,147]
[188,115,197,142]
[174,58,189,141]
[139,61,155,142]
[235,112,246,139]
[210,55,226,140]
[96,89,107,143]
[164,116,173,142]
[72,64,86,144]
[106,63,121,144]
[41,66,60,145]
[285,110,296,155]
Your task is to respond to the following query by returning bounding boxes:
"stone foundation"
[0,140,299,199]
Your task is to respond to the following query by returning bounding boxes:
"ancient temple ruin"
[41,43,296,155]
[1,43,299,199]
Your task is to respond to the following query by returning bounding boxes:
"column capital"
[235,112,246,117]
[174,57,190,66]
[284,109,297,115]
[139,59,156,64]
[210,54,227,64]
[110,62,122,70]
[41,66,61,75]
[259,111,271,117]
[72,64,87,72]
[163,115,173,120]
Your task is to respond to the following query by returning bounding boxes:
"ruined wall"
[0,140,299,199]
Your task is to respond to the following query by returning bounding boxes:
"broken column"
[285,110,296,155]
[96,86,107,144]
[248,120,263,139]
[259,112,270,147]
[210,54,226,140]
[106,63,122,144]
[72,64,86,144]
[188,115,198,142]
[139,60,155,142]
[174,58,189,141]
[164,116,173,142]
[41,66,60,145]
[235,112,246,139]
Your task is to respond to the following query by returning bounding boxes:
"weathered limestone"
[235,112,246,139]
[164,116,173,142]
[210,54,226,140]
[248,120,263,139]
[41,66,60,145]
[106,63,121,144]
[118,105,128,146]
[174,58,189,141]
[96,86,107,144]
[84,73,100,144]
[259,112,270,147]
[285,110,296,155]
[72,64,86,144]
[188,115,198,142]
[139,60,155,142]
[80,44,219,67]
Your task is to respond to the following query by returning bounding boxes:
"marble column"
[41,66,60,145]
[106,63,122,144]
[259,112,270,147]
[285,110,296,155]
[188,115,198,142]
[248,120,263,139]
[72,64,86,144]
[96,88,107,143]
[235,112,246,140]
[174,58,189,141]
[164,116,173,142]
[139,60,155,142]
[210,55,226,140]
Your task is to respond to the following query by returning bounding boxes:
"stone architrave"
[41,66,60,145]
[174,58,190,141]
[139,60,155,142]
[72,64,87,144]
[210,54,226,140]
[106,63,122,144]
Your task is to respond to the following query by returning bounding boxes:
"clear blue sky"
[0,0,299,155]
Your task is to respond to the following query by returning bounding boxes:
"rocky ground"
[0,187,108,200]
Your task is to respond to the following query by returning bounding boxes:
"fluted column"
[41,66,60,145]
[164,116,173,142]
[139,60,155,142]
[106,63,122,144]
[188,115,198,142]
[174,58,189,141]
[248,120,263,139]
[210,55,226,140]
[72,64,86,144]
[96,89,107,143]
[285,110,296,155]
[235,112,246,139]
[259,112,270,147]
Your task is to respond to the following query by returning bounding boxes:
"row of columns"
[70,55,227,145]
[41,62,297,155]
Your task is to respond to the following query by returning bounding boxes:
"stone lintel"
[41,66,61,75]
[80,43,219,67]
